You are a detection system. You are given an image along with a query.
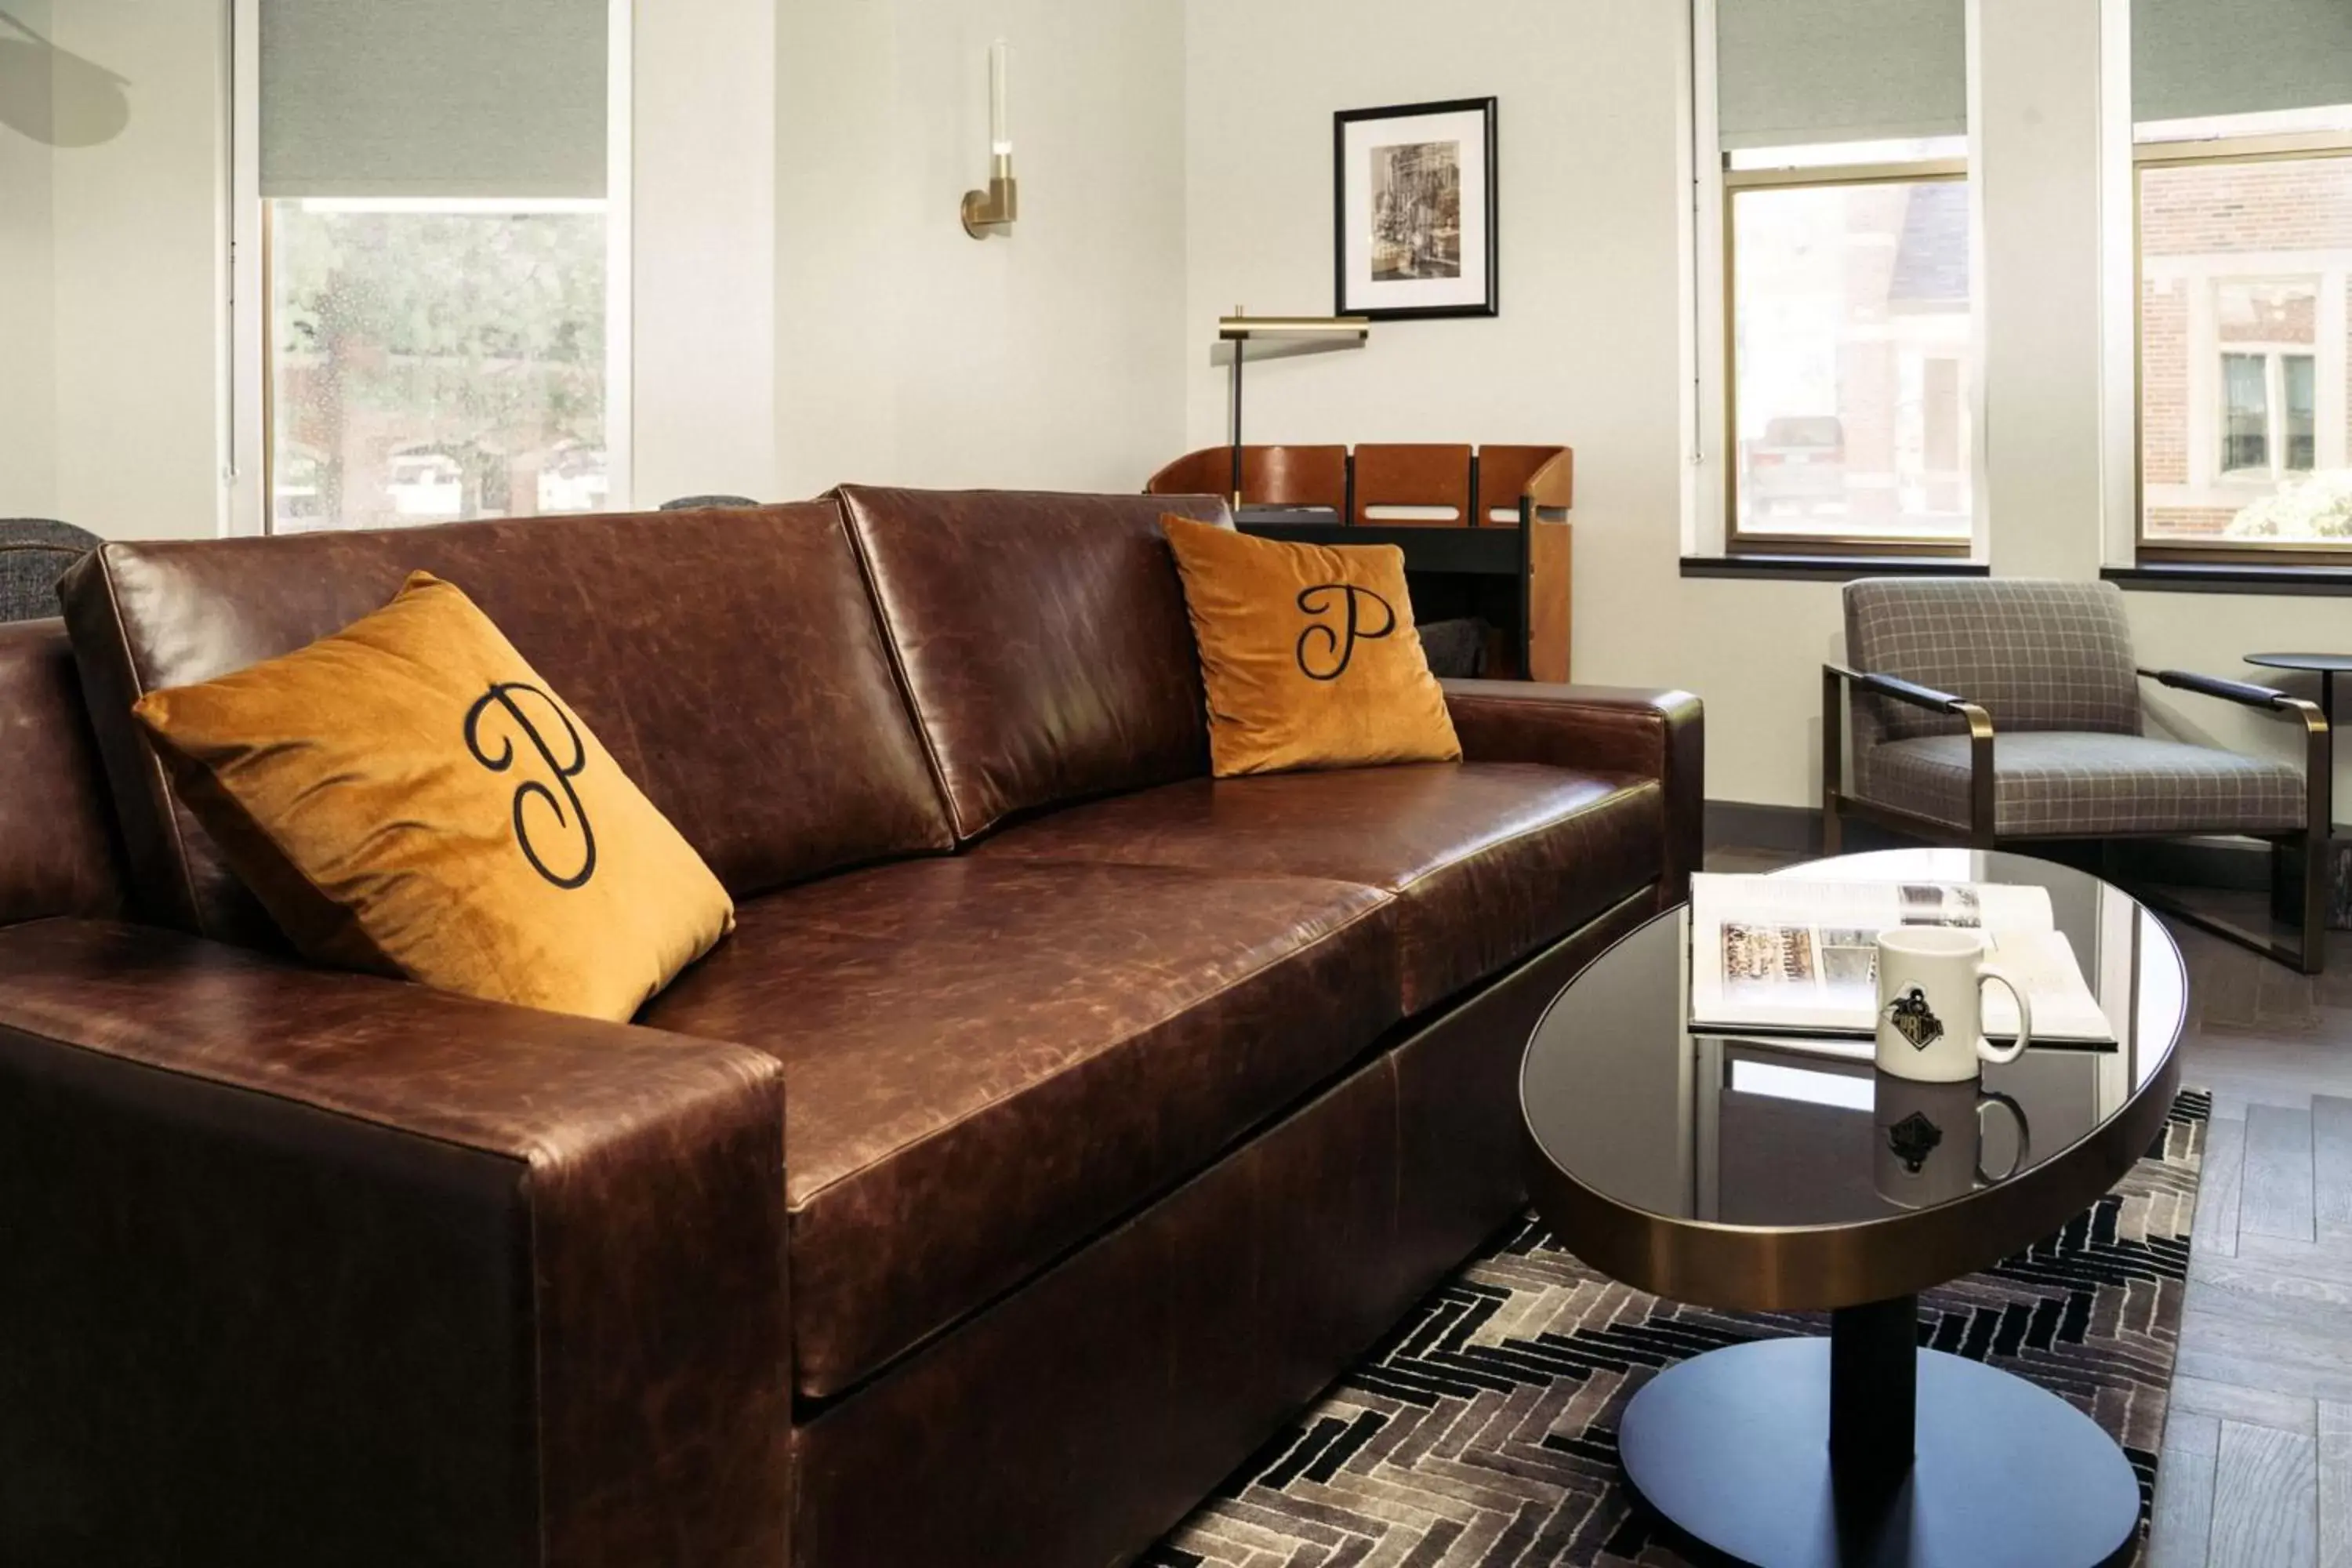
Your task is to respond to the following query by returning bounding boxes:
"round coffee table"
[1522,848,2186,1568]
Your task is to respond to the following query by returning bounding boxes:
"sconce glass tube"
[964,38,1018,236]
[989,40,1011,155]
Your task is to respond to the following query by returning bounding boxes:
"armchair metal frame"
[1823,662,2329,974]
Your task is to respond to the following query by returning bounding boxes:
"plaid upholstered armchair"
[0,518,100,623]
[1824,578,2328,971]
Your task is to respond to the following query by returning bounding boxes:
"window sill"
[2103,563,2352,597]
[1680,554,1987,583]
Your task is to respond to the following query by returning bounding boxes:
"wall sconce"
[961,39,1018,238]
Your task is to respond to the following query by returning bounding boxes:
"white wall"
[1186,0,1839,809]
[630,0,779,506]
[0,0,59,521]
[0,2,221,539]
[1976,0,2107,583]
[1186,0,2352,816]
[8,0,1189,535]
[774,0,1188,499]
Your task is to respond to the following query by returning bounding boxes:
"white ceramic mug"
[1874,926,2032,1083]
[1873,1076,2031,1210]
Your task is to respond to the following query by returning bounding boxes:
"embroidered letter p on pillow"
[132,572,734,1022]
[1162,515,1461,777]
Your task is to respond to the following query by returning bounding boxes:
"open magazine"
[1687,873,2115,1044]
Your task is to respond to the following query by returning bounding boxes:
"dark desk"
[1236,513,1523,575]
[1233,508,1562,679]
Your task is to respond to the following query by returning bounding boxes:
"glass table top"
[1523,849,2187,1234]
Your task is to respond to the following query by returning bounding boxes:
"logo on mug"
[1885,1110,1946,1174]
[1883,985,1944,1051]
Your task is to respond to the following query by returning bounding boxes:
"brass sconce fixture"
[961,39,1018,238]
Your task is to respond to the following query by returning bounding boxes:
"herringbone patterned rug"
[1152,1088,2205,1567]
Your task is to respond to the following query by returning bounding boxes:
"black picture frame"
[1333,96,1499,321]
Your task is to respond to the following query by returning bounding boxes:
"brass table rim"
[1520,863,2187,1313]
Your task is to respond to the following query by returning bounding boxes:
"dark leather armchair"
[1823,578,2328,971]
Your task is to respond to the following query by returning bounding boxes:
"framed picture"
[1334,96,1498,321]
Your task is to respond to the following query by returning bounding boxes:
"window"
[1727,157,1974,548]
[249,0,615,533]
[267,199,611,533]
[1707,0,1973,553]
[2136,140,2352,549]
[2216,347,2316,479]
[2132,0,2352,555]
[2220,353,2272,474]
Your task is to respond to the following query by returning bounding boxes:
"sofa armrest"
[0,919,789,1568]
[1441,680,1704,906]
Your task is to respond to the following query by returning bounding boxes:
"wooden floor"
[1704,846,2352,1566]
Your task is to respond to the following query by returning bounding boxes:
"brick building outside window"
[2140,152,2352,544]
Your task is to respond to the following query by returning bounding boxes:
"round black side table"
[2246,652,2352,930]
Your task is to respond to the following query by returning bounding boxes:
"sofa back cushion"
[60,504,952,946]
[835,486,1231,840]
[0,620,125,928]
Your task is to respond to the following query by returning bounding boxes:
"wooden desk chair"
[1350,444,1472,527]
[1474,446,1573,525]
[1472,447,1574,683]
[1145,445,1346,512]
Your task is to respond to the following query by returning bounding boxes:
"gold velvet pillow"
[132,572,734,1022]
[1162,515,1461,778]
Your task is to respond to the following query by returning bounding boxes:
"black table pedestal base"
[1617,1300,2140,1567]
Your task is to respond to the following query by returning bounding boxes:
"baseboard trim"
[1704,800,1822,855]
[1704,799,2273,892]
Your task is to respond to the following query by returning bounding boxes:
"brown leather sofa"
[0,487,1700,1567]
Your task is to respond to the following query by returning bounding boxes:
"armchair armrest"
[1824,662,1978,717]
[2135,667,2330,964]
[2138,666,2316,719]
[1821,664,1997,846]
[1440,680,1703,905]
[0,920,789,1568]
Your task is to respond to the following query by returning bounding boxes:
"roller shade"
[2134,0,2352,125]
[260,0,607,198]
[1716,0,1967,151]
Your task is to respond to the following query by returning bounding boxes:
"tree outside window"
[268,201,608,534]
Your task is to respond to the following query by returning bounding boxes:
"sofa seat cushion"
[979,762,1663,1012]
[638,857,1400,1399]
[1863,731,2307,837]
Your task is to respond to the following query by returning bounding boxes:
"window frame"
[2133,127,2352,565]
[226,0,633,538]
[1721,155,1974,558]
